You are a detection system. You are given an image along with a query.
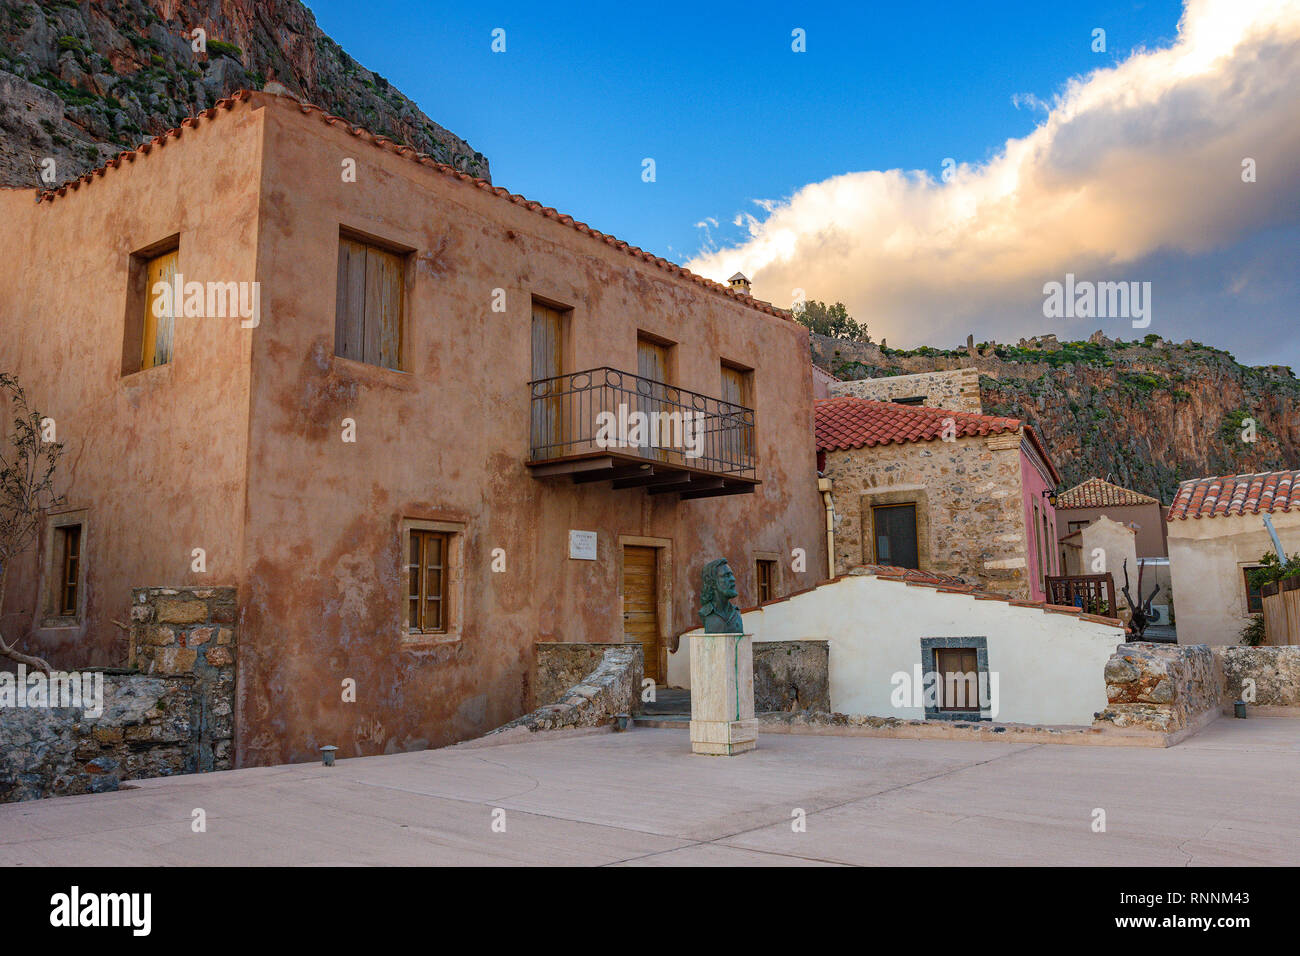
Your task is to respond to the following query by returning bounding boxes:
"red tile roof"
[815,396,1021,451]
[1167,470,1300,520]
[1057,477,1160,509]
[25,90,790,321]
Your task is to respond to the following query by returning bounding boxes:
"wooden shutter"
[335,238,367,362]
[936,648,979,710]
[531,304,565,454]
[637,337,671,461]
[336,237,404,370]
[142,249,178,369]
[720,363,754,464]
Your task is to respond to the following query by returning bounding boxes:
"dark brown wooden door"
[935,648,979,710]
[623,545,660,683]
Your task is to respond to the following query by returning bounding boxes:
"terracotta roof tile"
[27,90,790,322]
[1057,477,1160,509]
[815,396,1022,452]
[1167,470,1300,520]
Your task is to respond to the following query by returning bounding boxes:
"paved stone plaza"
[2,719,1297,866]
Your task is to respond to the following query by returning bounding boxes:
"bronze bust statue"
[699,558,744,634]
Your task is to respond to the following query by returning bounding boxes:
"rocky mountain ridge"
[813,330,1300,504]
[0,0,487,188]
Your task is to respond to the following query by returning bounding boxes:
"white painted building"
[670,566,1125,726]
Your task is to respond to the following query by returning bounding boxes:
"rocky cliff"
[0,0,487,188]
[814,331,1300,504]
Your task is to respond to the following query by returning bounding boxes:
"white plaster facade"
[669,571,1124,726]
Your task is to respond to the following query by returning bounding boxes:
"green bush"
[1240,614,1266,647]
[207,40,243,60]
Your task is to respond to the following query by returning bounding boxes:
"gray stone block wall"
[0,586,238,803]
[754,641,830,713]
[1216,646,1300,707]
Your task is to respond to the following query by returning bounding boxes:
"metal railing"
[528,367,756,478]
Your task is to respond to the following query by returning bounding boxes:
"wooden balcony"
[526,367,759,500]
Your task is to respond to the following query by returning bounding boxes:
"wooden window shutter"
[141,249,178,370]
[336,237,404,370]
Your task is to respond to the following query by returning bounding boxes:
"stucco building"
[0,89,826,766]
[1167,470,1300,645]
[1055,477,1168,559]
[815,396,1061,600]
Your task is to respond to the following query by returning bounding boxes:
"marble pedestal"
[689,632,756,755]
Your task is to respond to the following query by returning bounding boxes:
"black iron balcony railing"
[528,367,756,480]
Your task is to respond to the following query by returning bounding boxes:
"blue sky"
[307,1,1299,366]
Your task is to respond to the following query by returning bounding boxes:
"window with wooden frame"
[1243,566,1265,614]
[407,530,450,634]
[56,524,82,617]
[140,248,178,370]
[872,503,919,569]
[335,233,406,370]
[756,558,777,604]
[41,511,88,626]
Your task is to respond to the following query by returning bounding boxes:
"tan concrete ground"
[1,718,1297,866]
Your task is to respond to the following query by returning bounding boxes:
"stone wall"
[824,431,1032,596]
[754,641,830,712]
[1216,645,1300,708]
[0,586,238,803]
[829,368,982,414]
[489,645,643,736]
[533,642,638,710]
[1094,642,1219,736]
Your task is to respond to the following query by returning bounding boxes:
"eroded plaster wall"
[236,95,826,765]
[0,105,262,672]
[1168,509,1300,645]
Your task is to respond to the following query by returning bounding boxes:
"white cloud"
[686,0,1300,350]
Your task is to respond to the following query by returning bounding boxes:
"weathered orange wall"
[238,95,825,764]
[0,105,262,670]
[1,93,826,766]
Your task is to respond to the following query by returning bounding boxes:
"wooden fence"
[1261,577,1300,645]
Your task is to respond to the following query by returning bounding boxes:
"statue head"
[699,558,738,623]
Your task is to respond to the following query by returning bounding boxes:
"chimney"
[728,272,752,296]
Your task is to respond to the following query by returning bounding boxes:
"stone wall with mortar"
[754,640,830,712]
[829,368,982,413]
[824,431,1032,596]
[1216,645,1300,708]
[0,586,239,802]
[533,642,639,710]
[490,645,642,736]
[1094,642,1219,735]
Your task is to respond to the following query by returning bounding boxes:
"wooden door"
[623,545,660,683]
[531,304,565,454]
[636,337,671,460]
[935,648,979,710]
